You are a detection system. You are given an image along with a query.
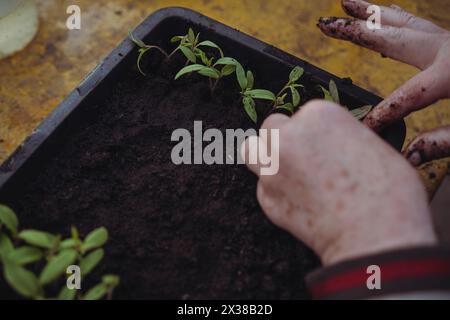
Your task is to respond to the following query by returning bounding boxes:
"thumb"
[240,113,289,177]
[404,125,450,166]
[240,135,265,177]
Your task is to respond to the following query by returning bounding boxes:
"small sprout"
[273,66,305,114]
[238,64,278,123]
[0,204,19,236]
[129,30,169,76]
[0,205,118,300]
[170,28,224,65]
[243,96,257,123]
[246,89,277,101]
[235,62,248,92]
[318,79,339,103]
[318,81,373,120]
[351,105,373,120]
[129,31,370,124]
[329,79,340,104]
[175,54,237,93]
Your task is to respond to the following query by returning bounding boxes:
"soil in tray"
[1,52,323,299]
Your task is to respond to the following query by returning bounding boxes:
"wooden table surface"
[0,0,449,196]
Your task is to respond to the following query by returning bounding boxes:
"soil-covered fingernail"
[318,17,340,26]
[316,17,360,41]
[406,150,422,166]
[342,0,368,18]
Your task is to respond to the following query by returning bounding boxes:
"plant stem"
[276,84,289,97]
[143,45,169,59]
[211,78,220,93]
[166,48,179,61]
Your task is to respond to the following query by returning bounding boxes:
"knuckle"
[389,27,405,42]
[399,10,416,26]
[300,99,339,117]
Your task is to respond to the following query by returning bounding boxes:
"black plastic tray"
[0,7,405,200]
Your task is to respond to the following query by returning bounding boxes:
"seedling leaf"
[198,41,224,57]
[197,67,221,79]
[247,89,277,101]
[0,204,18,235]
[289,66,304,83]
[39,249,78,285]
[277,103,294,113]
[170,35,184,43]
[102,274,120,287]
[351,105,373,120]
[179,46,197,63]
[4,262,40,298]
[198,50,210,66]
[243,97,257,123]
[290,87,301,107]
[57,286,77,300]
[82,283,108,300]
[214,57,238,66]
[18,230,57,249]
[82,227,108,252]
[175,64,205,80]
[247,71,254,90]
[221,64,236,76]
[60,238,79,249]
[329,80,340,104]
[0,234,14,258]
[317,85,334,102]
[80,249,104,277]
[188,28,195,43]
[236,63,247,91]
[6,247,43,265]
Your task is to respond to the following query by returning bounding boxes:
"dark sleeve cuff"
[306,246,450,300]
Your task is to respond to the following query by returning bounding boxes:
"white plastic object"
[0,0,39,59]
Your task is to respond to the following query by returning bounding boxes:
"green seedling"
[0,204,119,300]
[350,104,374,120]
[318,80,374,120]
[272,66,305,114]
[129,31,169,76]
[129,29,372,123]
[236,63,277,123]
[170,28,224,65]
[238,66,305,122]
[317,79,340,104]
[175,56,237,92]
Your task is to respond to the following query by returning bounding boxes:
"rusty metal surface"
[0,0,449,196]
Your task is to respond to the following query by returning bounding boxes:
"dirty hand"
[317,0,450,166]
[241,100,437,266]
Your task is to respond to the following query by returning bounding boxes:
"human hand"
[317,0,450,166]
[241,100,437,266]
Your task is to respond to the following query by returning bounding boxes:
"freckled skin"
[404,126,450,166]
[242,102,436,266]
[317,0,450,165]
[317,18,376,50]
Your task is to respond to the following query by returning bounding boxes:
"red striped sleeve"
[306,247,450,299]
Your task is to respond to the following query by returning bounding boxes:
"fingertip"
[240,135,262,177]
[341,0,370,19]
[406,150,422,167]
[261,113,289,130]
[362,110,384,133]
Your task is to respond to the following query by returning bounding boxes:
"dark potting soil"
[1,51,323,299]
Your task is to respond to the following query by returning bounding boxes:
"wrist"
[319,211,438,266]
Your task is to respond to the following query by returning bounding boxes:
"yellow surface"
[0,0,449,196]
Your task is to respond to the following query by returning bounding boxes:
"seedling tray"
[0,8,405,299]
